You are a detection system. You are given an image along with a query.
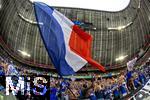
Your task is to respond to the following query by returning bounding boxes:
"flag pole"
[66,82,77,98]
[68,87,77,98]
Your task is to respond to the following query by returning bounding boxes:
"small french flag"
[34,2,105,76]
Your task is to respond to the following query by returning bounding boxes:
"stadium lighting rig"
[115,55,128,61]
[108,22,133,31]
[18,50,31,57]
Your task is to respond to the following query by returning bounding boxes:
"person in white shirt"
[2,61,19,76]
[127,57,138,71]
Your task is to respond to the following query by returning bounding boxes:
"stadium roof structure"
[0,0,149,70]
[29,0,130,12]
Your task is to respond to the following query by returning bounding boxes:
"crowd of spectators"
[50,60,149,100]
[0,55,150,100]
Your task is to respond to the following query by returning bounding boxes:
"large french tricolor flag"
[33,2,105,76]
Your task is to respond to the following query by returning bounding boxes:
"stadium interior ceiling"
[0,0,149,71]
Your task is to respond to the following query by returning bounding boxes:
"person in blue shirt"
[59,79,70,99]
[0,60,5,76]
[133,77,141,89]
[59,79,70,92]
[50,84,58,100]
[138,72,147,85]
[126,71,133,82]
[89,89,96,100]
[119,83,127,97]
[104,86,112,99]
[79,81,94,99]
[95,85,105,99]
[0,66,5,76]
[112,84,120,100]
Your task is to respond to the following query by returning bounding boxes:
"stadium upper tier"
[0,0,150,70]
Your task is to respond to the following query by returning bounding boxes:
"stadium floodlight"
[18,50,31,57]
[18,13,43,25]
[0,0,2,10]
[117,26,125,30]
[92,27,97,30]
[108,25,126,31]
[115,55,128,61]
[108,22,133,31]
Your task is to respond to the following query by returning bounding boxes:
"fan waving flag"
[33,2,105,76]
